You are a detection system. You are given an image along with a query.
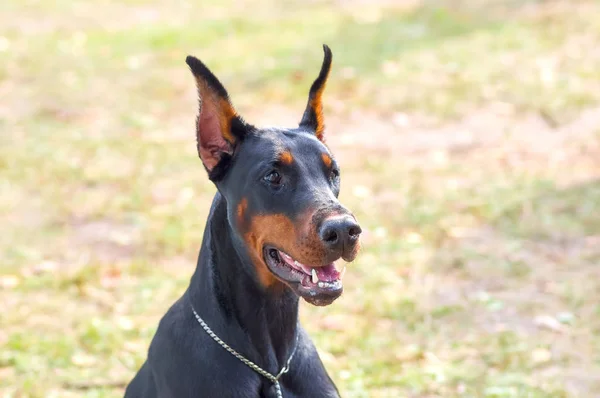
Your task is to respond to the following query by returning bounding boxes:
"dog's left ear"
[186,55,250,181]
[299,45,332,142]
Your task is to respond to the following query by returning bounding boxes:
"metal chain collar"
[191,305,298,398]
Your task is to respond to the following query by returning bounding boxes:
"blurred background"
[2,0,600,396]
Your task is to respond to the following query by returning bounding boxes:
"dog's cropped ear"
[186,55,250,181]
[299,45,332,142]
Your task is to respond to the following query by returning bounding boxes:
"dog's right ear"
[299,45,332,143]
[186,55,250,181]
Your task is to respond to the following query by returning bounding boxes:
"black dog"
[125,45,361,398]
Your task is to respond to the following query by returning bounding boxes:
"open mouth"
[263,246,345,306]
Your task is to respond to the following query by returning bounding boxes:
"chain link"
[191,305,298,398]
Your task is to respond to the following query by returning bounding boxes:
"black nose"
[319,216,362,253]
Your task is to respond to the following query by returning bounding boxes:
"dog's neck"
[188,192,300,371]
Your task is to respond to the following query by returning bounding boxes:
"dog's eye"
[264,171,282,185]
[330,169,340,181]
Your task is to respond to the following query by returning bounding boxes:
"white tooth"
[294,260,300,266]
[311,269,318,283]
[340,266,346,280]
[318,282,324,288]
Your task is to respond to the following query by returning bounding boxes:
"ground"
[1,0,600,397]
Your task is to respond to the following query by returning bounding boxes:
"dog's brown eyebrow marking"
[321,153,332,168]
[279,151,294,165]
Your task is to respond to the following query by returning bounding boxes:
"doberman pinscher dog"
[125,45,361,398]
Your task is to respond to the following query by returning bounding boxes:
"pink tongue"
[315,263,339,282]
[297,261,339,282]
[280,252,340,282]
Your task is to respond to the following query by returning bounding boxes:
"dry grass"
[2,0,600,397]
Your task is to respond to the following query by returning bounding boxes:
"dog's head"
[186,45,361,306]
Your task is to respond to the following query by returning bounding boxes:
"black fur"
[126,46,357,398]
[125,192,341,398]
[299,45,332,132]
[207,152,234,182]
[186,55,231,101]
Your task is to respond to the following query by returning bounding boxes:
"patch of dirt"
[69,218,141,263]
[248,102,599,168]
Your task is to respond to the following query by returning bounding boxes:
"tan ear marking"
[186,55,248,179]
[299,45,333,142]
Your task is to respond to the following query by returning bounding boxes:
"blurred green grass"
[2,0,600,397]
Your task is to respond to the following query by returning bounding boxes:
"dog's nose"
[319,216,362,254]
